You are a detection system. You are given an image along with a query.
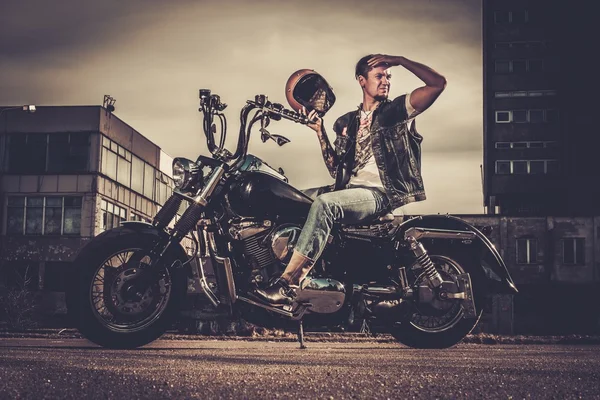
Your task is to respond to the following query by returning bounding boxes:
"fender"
[76,222,190,268]
[396,215,518,294]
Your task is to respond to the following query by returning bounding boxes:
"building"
[481,0,600,334]
[482,0,598,216]
[0,105,174,313]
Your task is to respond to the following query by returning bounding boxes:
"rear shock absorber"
[406,236,443,288]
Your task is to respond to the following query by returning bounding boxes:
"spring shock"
[406,236,443,287]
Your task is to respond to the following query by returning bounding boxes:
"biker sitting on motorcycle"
[255,54,447,305]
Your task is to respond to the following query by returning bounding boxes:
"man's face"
[360,64,392,101]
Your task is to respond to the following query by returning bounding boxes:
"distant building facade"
[483,0,598,216]
[0,106,174,313]
[480,0,599,334]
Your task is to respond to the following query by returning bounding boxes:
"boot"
[253,277,297,305]
[254,251,314,305]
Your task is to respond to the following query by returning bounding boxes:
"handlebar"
[198,90,318,168]
[247,95,318,125]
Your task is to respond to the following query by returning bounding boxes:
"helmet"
[285,69,336,116]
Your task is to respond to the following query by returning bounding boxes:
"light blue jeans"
[296,186,390,262]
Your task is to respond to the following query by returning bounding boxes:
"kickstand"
[297,319,307,349]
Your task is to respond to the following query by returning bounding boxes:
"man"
[255,54,446,305]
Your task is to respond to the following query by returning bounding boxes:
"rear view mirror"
[285,69,336,117]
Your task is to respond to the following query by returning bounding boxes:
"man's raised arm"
[367,54,447,114]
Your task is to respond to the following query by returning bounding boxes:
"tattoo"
[316,128,338,178]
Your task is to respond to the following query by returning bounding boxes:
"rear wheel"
[68,230,186,348]
[391,246,485,349]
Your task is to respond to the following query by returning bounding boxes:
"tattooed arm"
[302,107,339,179]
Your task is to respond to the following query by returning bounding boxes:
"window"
[511,10,529,24]
[47,133,90,172]
[529,160,545,174]
[494,10,510,24]
[101,199,127,231]
[130,213,151,223]
[494,90,557,98]
[513,110,527,123]
[528,59,543,73]
[512,60,527,74]
[495,161,510,174]
[512,142,528,149]
[6,133,90,174]
[529,110,544,123]
[516,238,537,264]
[513,161,528,174]
[563,238,585,265]
[495,160,558,175]
[495,60,510,73]
[495,109,559,124]
[546,160,558,173]
[6,196,82,235]
[495,142,511,149]
[495,111,511,123]
[494,60,545,74]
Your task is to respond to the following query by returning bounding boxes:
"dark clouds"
[0,0,484,214]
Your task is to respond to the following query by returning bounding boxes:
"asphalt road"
[1,338,599,399]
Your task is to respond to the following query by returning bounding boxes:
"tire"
[390,244,485,349]
[67,228,187,348]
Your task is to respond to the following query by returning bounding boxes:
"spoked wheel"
[68,229,186,348]
[391,249,484,349]
[92,249,172,334]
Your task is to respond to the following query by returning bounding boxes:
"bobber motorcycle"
[67,71,517,349]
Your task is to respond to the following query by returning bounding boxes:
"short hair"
[355,54,374,79]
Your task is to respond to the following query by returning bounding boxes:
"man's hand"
[299,106,323,134]
[367,54,402,68]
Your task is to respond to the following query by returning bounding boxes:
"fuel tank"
[226,171,313,220]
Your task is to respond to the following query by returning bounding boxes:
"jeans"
[295,186,390,262]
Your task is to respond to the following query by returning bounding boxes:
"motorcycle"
[67,71,517,349]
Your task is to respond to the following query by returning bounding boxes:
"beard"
[374,94,389,102]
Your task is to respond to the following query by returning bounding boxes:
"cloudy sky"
[1,0,484,215]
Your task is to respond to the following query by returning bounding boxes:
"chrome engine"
[229,220,303,283]
[229,220,346,314]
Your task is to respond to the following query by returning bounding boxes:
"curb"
[1,329,600,344]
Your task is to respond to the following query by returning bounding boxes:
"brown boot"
[281,251,315,286]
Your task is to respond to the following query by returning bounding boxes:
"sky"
[0,0,484,215]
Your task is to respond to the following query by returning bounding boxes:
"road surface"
[1,338,599,399]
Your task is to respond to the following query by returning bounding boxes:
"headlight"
[172,158,199,191]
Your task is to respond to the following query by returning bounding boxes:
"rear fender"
[396,215,518,294]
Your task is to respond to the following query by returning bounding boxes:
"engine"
[228,220,303,285]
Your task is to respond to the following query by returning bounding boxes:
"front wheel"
[68,229,186,348]
[390,246,485,349]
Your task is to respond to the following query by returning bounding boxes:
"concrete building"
[0,105,174,313]
[483,0,598,216]
[480,0,599,334]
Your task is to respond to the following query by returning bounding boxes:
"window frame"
[562,238,585,266]
[516,237,538,265]
[5,195,82,236]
